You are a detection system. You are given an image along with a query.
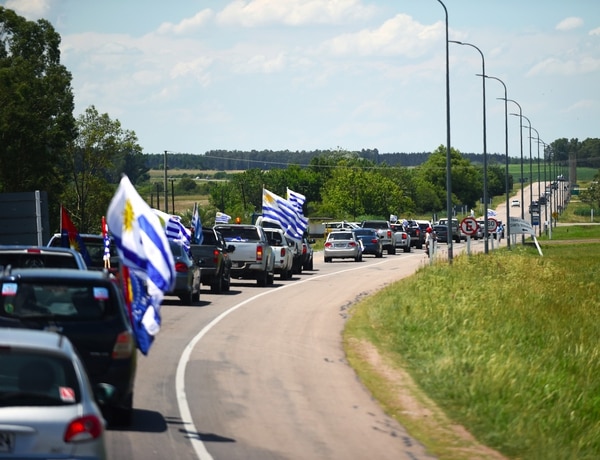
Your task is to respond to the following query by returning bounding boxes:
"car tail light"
[25,248,42,253]
[386,230,392,238]
[256,245,263,261]
[416,229,421,236]
[348,242,356,247]
[302,244,307,255]
[371,238,378,244]
[174,262,188,273]
[324,242,332,248]
[402,234,408,240]
[112,331,134,359]
[64,414,104,442]
[212,249,219,264]
[280,248,286,257]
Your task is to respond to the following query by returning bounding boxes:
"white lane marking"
[175,258,397,459]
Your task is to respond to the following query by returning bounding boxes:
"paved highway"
[105,184,552,459]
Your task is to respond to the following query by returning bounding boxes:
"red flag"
[60,206,91,264]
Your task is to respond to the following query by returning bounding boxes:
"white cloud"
[556,17,584,32]
[322,14,443,58]
[527,56,600,77]
[216,0,375,27]
[590,27,600,36]
[565,99,595,112]
[4,0,50,19]
[157,9,214,35]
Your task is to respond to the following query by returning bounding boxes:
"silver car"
[0,328,107,459]
[324,231,363,262]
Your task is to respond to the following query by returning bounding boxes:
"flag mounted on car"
[262,188,307,242]
[107,175,175,355]
[60,206,92,266]
[191,203,203,244]
[215,211,231,224]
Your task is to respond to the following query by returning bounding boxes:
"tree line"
[1,7,598,234]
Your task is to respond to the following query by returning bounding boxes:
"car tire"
[211,276,223,294]
[257,270,268,286]
[404,246,411,253]
[388,246,396,255]
[376,251,383,258]
[179,290,192,305]
[324,257,331,263]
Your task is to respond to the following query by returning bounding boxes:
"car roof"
[0,327,75,355]
[2,267,112,281]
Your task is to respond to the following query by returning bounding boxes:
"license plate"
[0,432,15,453]
[334,243,346,248]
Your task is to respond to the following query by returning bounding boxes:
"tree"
[63,105,143,232]
[0,7,76,228]
[417,145,482,211]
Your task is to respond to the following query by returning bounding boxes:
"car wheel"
[223,275,231,292]
[211,276,223,294]
[308,258,313,270]
[376,250,383,258]
[179,291,192,305]
[388,246,396,255]
[192,292,200,303]
[109,393,134,427]
[257,270,268,286]
[324,257,331,263]
[404,246,411,253]
[416,242,423,249]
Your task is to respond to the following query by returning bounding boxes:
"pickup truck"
[405,220,425,249]
[263,227,294,280]
[189,227,234,295]
[437,218,463,243]
[214,224,275,286]
[390,224,411,253]
[360,220,396,255]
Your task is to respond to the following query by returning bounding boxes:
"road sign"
[460,217,478,236]
[487,218,498,232]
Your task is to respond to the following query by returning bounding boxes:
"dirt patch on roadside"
[347,338,509,460]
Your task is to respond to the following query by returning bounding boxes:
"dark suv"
[0,268,137,426]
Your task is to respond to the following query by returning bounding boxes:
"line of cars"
[0,243,135,459]
[323,219,427,262]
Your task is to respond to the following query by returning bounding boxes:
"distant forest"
[144,149,515,171]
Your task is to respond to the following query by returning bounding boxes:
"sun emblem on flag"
[123,199,135,232]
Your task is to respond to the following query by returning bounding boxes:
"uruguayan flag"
[191,202,203,244]
[107,176,175,352]
[487,209,498,217]
[262,188,307,242]
[215,211,232,224]
[286,188,306,216]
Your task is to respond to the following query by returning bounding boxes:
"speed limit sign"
[460,217,478,236]
[487,218,498,232]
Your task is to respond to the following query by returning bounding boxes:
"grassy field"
[343,225,600,459]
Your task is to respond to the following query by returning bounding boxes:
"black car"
[352,228,383,258]
[432,224,449,243]
[0,268,137,426]
[302,235,315,270]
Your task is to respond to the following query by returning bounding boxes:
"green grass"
[344,234,600,459]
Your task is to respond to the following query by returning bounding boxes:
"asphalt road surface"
[105,185,550,460]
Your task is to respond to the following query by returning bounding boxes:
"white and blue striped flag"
[215,211,232,224]
[286,188,306,216]
[191,202,203,244]
[262,188,307,242]
[107,175,175,354]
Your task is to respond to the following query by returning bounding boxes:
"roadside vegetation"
[343,227,600,459]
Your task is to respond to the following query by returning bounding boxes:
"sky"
[3,0,599,159]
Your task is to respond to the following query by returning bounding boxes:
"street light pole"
[506,100,524,244]
[450,40,488,253]
[484,75,511,249]
[520,114,533,226]
[530,126,542,236]
[436,0,453,263]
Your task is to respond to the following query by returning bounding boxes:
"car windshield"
[0,351,80,407]
[0,251,81,270]
[0,280,118,321]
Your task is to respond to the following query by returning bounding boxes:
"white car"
[0,328,107,459]
[511,199,521,207]
[324,231,363,262]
